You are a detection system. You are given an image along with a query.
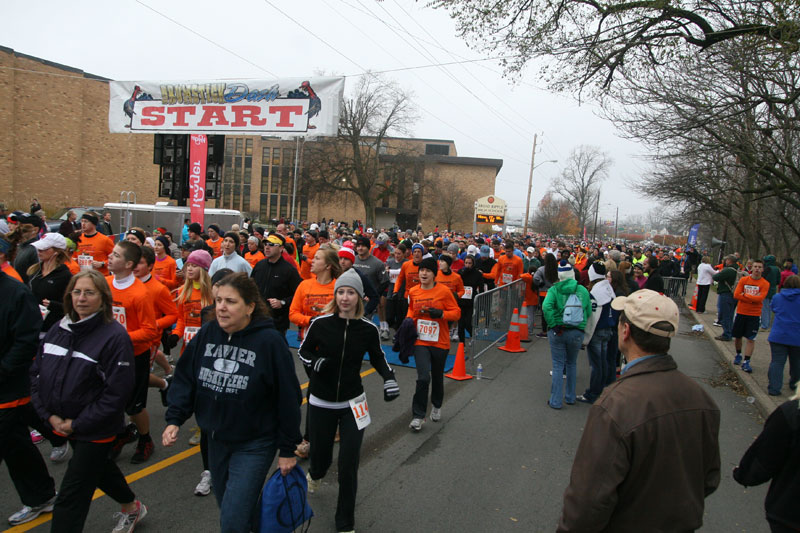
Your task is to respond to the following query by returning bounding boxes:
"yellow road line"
[3,367,378,532]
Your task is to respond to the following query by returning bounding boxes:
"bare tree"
[552,146,611,234]
[303,75,417,227]
[429,1,800,91]
[424,169,471,231]
[530,192,579,237]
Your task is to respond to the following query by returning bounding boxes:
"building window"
[425,144,449,156]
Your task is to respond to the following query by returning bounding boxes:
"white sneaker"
[306,472,321,493]
[8,495,56,525]
[50,442,69,463]
[111,500,147,533]
[194,470,212,496]
[409,418,423,431]
[431,407,441,422]
[380,329,390,342]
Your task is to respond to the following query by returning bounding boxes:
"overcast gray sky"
[5,0,651,223]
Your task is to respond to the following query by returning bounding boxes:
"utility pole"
[592,191,600,242]
[522,134,538,237]
[614,206,619,243]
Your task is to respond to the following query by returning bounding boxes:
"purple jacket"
[31,312,134,441]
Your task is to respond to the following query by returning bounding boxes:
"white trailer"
[102,202,243,239]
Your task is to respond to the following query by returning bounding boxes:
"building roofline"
[381,136,456,144]
[0,45,111,81]
[381,153,503,173]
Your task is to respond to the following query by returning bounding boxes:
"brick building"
[0,46,160,214]
[1,46,502,231]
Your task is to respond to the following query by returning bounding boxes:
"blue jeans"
[208,435,276,533]
[761,296,773,329]
[584,328,613,402]
[767,342,800,395]
[718,292,736,339]
[548,328,583,408]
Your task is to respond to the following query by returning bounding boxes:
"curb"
[686,306,775,419]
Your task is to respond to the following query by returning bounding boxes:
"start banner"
[109,77,344,136]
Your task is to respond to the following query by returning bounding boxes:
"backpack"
[562,293,584,327]
[258,466,313,533]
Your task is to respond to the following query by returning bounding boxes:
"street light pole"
[614,206,619,243]
[523,134,538,237]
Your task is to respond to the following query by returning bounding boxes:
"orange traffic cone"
[498,308,526,353]
[445,342,473,381]
[688,283,698,311]
[518,306,531,343]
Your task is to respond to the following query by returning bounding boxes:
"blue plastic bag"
[258,465,313,533]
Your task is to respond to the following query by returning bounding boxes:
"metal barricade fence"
[662,276,688,303]
[468,279,525,361]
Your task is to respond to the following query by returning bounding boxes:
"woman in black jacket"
[457,254,484,343]
[30,270,146,533]
[27,233,73,336]
[299,269,399,533]
[734,390,800,532]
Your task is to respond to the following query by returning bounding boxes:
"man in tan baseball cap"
[559,289,720,532]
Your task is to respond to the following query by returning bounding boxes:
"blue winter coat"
[769,289,800,347]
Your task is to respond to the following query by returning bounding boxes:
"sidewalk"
[685,281,782,417]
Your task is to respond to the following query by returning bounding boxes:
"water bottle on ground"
[477,364,483,380]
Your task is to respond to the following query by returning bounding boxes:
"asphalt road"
[2,314,773,532]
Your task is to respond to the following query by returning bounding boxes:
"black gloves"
[427,308,443,319]
[383,379,400,401]
[167,334,180,350]
[313,357,328,373]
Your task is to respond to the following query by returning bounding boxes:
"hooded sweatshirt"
[768,288,800,347]
[763,255,781,298]
[542,278,592,331]
[166,317,302,456]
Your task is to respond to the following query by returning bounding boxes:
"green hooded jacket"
[763,255,780,298]
[542,278,593,330]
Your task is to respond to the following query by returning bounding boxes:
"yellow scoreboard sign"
[476,213,505,224]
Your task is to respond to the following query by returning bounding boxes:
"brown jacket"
[558,354,720,532]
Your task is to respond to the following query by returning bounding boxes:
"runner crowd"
[1,205,799,532]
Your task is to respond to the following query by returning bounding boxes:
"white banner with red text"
[109,77,344,136]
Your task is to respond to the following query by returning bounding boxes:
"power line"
[135,0,279,78]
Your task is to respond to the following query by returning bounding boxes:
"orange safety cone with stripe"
[688,283,698,311]
[498,308,526,353]
[445,342,473,381]
[518,306,531,343]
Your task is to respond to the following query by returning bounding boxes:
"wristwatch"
[280,300,286,306]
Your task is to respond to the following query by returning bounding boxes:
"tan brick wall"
[0,48,161,215]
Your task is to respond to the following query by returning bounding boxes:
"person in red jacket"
[105,241,159,465]
[407,257,460,431]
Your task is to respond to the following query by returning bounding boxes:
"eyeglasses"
[266,243,282,248]
[71,289,97,297]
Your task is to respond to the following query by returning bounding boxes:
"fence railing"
[662,276,688,302]
[468,279,525,361]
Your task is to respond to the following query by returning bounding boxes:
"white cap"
[309,223,319,231]
[32,233,67,251]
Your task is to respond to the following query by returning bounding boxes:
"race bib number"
[462,286,473,300]
[744,284,760,296]
[389,268,401,283]
[78,254,94,271]
[417,319,440,342]
[112,306,127,328]
[349,393,371,430]
[502,273,513,285]
[183,326,200,344]
[39,305,49,320]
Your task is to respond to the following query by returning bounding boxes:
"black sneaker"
[130,440,154,464]
[109,423,139,460]
[159,375,172,407]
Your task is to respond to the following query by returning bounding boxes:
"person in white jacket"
[695,256,719,313]
[208,233,252,277]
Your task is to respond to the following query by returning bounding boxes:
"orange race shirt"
[299,243,320,280]
[484,254,524,286]
[520,273,539,307]
[734,275,770,316]
[435,270,465,298]
[174,283,208,350]
[244,250,265,269]
[142,276,178,347]
[289,277,335,334]
[65,257,80,275]
[74,232,114,275]
[394,260,421,298]
[206,238,222,258]
[406,283,461,350]
[105,276,158,355]
[152,255,179,290]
